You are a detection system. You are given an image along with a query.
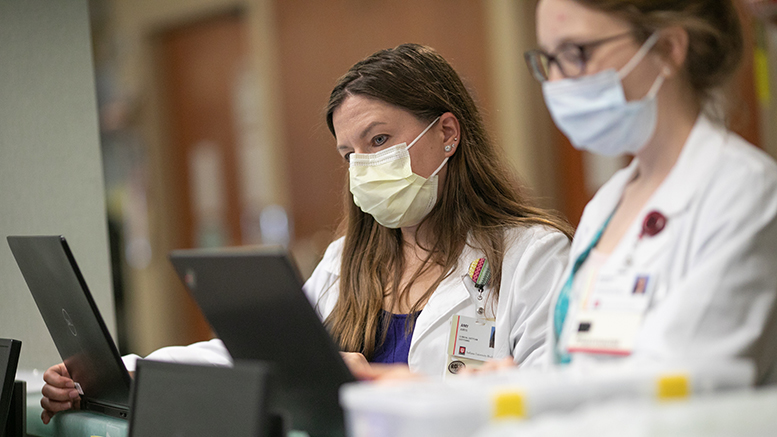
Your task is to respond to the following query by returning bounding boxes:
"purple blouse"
[370,310,421,364]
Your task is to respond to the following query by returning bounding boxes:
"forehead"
[536,0,631,50]
[331,94,415,141]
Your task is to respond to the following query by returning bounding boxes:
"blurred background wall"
[0,0,113,370]
[41,0,775,359]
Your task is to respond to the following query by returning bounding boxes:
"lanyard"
[553,212,615,364]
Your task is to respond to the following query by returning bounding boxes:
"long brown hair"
[324,43,573,358]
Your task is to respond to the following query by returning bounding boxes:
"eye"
[557,44,585,64]
[344,151,352,162]
[372,134,389,147]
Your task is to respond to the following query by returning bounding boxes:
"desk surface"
[20,369,312,437]
[26,394,129,437]
[25,386,310,437]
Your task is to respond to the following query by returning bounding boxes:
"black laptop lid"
[7,236,131,414]
[169,247,355,437]
[128,360,269,437]
[0,339,21,433]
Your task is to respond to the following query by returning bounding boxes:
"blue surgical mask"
[542,32,666,156]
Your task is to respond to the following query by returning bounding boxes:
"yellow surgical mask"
[349,117,447,228]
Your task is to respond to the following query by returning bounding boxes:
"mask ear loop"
[646,66,671,99]
[406,116,448,180]
[406,116,441,150]
[428,156,449,179]
[618,32,661,80]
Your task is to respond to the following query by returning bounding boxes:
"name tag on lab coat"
[567,272,656,355]
[445,315,495,375]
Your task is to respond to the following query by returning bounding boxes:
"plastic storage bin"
[339,359,755,437]
[472,386,777,437]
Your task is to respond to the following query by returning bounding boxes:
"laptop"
[128,359,269,437]
[169,247,356,437]
[7,236,131,419]
[0,339,22,435]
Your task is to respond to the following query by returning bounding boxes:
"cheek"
[621,58,663,102]
[410,145,446,179]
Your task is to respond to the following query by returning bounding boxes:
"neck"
[401,223,425,247]
[632,84,700,185]
[400,223,435,258]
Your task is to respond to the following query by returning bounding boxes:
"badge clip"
[625,210,667,267]
[468,258,492,324]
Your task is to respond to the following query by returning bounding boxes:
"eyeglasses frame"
[524,31,636,82]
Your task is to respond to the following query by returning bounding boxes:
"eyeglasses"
[524,32,634,82]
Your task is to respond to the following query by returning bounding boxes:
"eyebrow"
[335,120,388,150]
[359,121,387,139]
[541,34,590,53]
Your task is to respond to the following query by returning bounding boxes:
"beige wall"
[0,0,114,370]
[485,0,560,208]
[109,0,285,355]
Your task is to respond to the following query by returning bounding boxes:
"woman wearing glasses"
[525,0,777,383]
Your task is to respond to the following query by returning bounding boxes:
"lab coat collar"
[581,115,725,235]
[641,115,725,216]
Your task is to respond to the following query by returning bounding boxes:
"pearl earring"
[445,144,455,152]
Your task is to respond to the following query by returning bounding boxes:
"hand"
[340,352,423,382]
[457,357,516,376]
[340,352,373,380]
[40,363,80,424]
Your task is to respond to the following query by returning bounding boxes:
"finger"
[40,398,72,420]
[41,410,51,425]
[41,395,72,413]
[41,383,80,402]
[476,357,516,373]
[369,364,422,383]
[43,364,74,388]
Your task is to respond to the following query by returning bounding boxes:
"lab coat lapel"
[409,244,474,350]
[572,160,638,257]
[573,116,724,257]
[641,116,725,217]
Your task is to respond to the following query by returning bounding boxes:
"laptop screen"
[169,247,355,437]
[7,236,131,418]
[128,360,268,437]
[0,339,21,433]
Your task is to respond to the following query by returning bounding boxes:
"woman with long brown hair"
[37,44,573,422]
[304,43,572,377]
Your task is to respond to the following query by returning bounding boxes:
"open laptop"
[0,339,22,436]
[128,359,269,437]
[169,247,356,437]
[7,236,131,419]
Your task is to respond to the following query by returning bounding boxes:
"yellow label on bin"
[657,374,690,400]
[493,391,526,419]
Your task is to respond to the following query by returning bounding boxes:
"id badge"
[445,315,495,375]
[582,273,655,312]
[567,273,656,355]
[566,309,643,355]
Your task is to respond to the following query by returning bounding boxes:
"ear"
[655,26,689,77]
[439,112,460,157]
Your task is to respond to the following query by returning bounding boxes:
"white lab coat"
[305,225,570,377]
[121,225,569,377]
[544,116,777,384]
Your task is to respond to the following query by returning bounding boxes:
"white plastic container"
[472,386,777,437]
[339,359,755,437]
[340,380,490,437]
